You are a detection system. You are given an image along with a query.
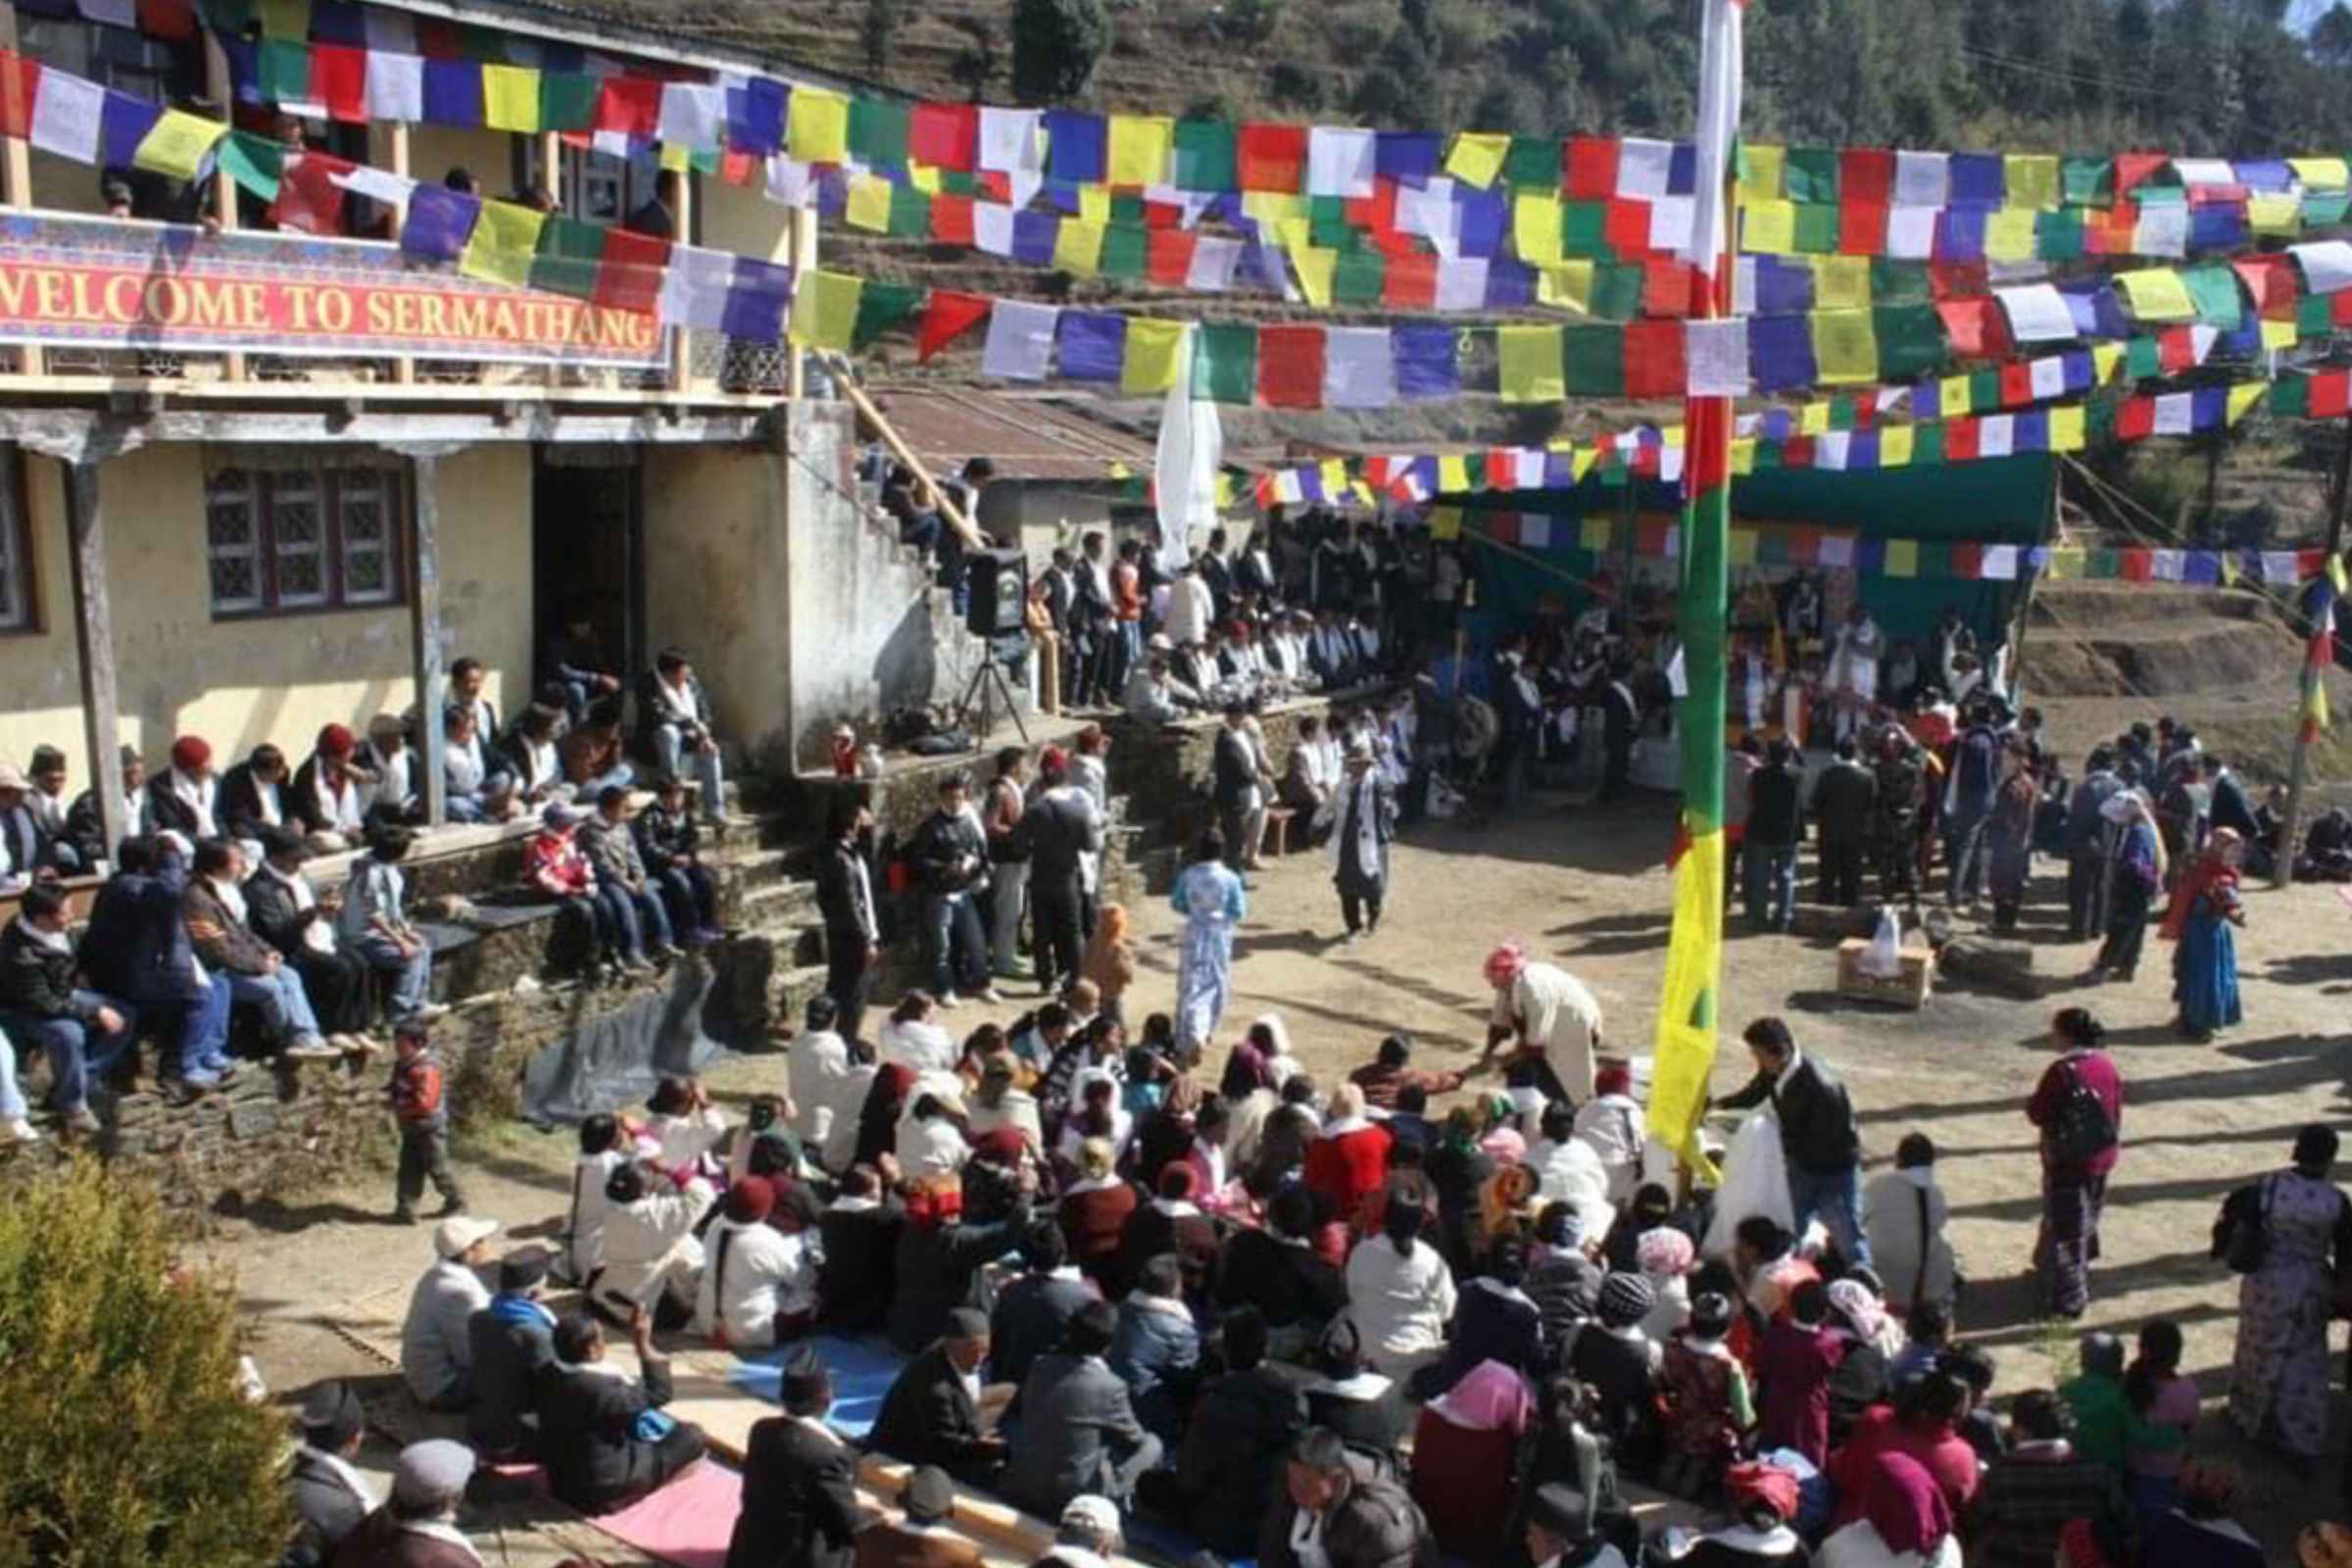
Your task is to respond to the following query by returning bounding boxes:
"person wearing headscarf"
[2227,1125,2352,1466]
[1480,941,1605,1104]
[1824,1276,1894,1446]
[1833,1370,1980,1523]
[1567,1272,1662,1464]
[1656,1291,1754,1502]
[2160,823,2246,1041]
[1078,901,1137,1027]
[1672,1460,1808,1568]
[1574,1061,1651,1205]
[2027,1006,2124,1319]
[1409,1359,1532,1560]
[1818,1451,1959,1568]
[1344,1193,1459,1383]
[2091,789,2164,984]
[1637,1225,1696,1344]
[694,1176,818,1349]
[2137,1460,2262,1568]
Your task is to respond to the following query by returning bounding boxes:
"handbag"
[2213,1174,2276,1274]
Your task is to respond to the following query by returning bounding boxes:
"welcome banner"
[0,212,667,367]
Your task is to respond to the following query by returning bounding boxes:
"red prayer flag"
[1788,527,1821,565]
[2156,326,2196,374]
[1840,148,1893,206]
[2330,290,2352,330]
[1642,258,1701,318]
[591,227,669,315]
[1936,297,2011,359]
[2115,397,2156,441]
[1146,227,1196,285]
[2235,257,2296,318]
[908,103,977,171]
[1943,417,1980,463]
[2314,371,2352,420]
[2114,153,2167,193]
[1382,250,1438,311]
[976,170,1010,203]
[1565,137,1618,201]
[413,18,466,57]
[1142,198,1185,229]
[1257,324,1325,408]
[1623,319,1686,399]
[312,44,367,122]
[1838,201,1886,257]
[917,291,992,362]
[1953,543,1984,578]
[1368,225,1422,260]
[135,0,199,40]
[595,77,662,137]
[1603,198,1651,257]
[1998,363,2032,408]
[1928,260,1988,301]
[2120,548,2154,582]
[2085,203,2136,257]
[271,154,350,236]
[1636,517,1670,556]
[929,190,975,246]
[1343,179,1394,233]
[1782,436,1816,469]
[1236,124,1306,193]
[0,52,36,142]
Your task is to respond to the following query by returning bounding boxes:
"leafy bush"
[860,0,900,76]
[947,17,999,101]
[1266,61,1325,111]
[1011,0,1112,104]
[1219,0,1284,43]
[0,1160,288,1567]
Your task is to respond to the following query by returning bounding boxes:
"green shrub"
[1219,0,1284,43]
[1011,0,1112,104]
[1267,61,1325,111]
[0,1160,288,1567]
[860,0,900,76]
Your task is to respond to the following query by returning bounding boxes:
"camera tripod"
[956,651,1031,749]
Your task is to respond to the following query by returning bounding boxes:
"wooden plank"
[389,122,415,387]
[668,171,695,393]
[0,408,774,451]
[406,453,448,826]
[202,32,246,385]
[785,206,816,401]
[61,458,124,863]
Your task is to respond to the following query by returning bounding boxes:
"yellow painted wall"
[408,126,516,199]
[0,443,530,776]
[638,441,792,761]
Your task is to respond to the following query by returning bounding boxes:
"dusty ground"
[212,781,2352,1560]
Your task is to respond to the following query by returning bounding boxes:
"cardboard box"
[1836,936,1934,1008]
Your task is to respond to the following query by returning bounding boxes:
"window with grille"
[204,465,406,618]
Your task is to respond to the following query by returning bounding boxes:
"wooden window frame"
[205,463,409,621]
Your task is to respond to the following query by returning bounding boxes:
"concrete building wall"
[0,443,529,772]
[639,441,795,766]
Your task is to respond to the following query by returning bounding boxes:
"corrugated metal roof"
[873,388,1155,485]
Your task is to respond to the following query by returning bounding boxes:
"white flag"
[1154,324,1221,569]
[1678,0,1743,270]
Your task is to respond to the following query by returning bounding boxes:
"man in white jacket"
[593,1163,715,1328]
[1861,1131,1958,1316]
[400,1215,498,1408]
[694,1175,819,1348]
[787,993,858,1154]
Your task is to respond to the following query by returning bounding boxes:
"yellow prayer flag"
[1810,309,1879,385]
[908,164,942,193]
[1742,144,1787,200]
[845,173,893,233]
[1497,325,1565,403]
[1940,374,1973,415]
[2115,268,2197,322]
[481,66,541,132]
[1054,218,1106,275]
[1514,194,1564,266]
[257,0,308,39]
[1106,115,1172,187]
[1120,318,1190,395]
[456,200,547,290]
[1536,262,1596,313]
[2049,407,2086,452]
[1879,425,1915,467]
[1429,505,1464,541]
[1798,402,1831,437]
[2091,344,2126,384]
[1646,830,1724,1179]
[1810,256,1871,311]
[1282,231,1336,307]
[1728,529,1759,566]
[2251,194,2301,235]
[1077,183,1112,223]
[2004,155,2060,211]
[1438,456,1472,494]
[1572,449,1600,482]
[2228,382,2268,424]
[1351,481,1376,506]
[2292,157,2350,190]
[1731,439,1756,475]
[2221,553,2240,586]
[2046,546,2086,581]
[131,109,224,182]
[1445,132,1511,189]
[1581,516,1612,552]
[660,141,690,172]
[2262,318,2299,352]
[1319,460,1349,495]
[1985,207,2036,263]
[1885,539,1920,578]
[1740,199,1797,255]
[787,270,863,351]
[1241,191,1304,227]
[1662,424,1686,448]
[787,87,850,164]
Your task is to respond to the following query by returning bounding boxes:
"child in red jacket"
[389,1021,465,1223]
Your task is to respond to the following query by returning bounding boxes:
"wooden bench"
[1260,805,1298,858]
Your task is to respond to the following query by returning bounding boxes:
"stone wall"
[1106,694,1358,855]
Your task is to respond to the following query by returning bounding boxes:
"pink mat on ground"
[585,1459,741,1568]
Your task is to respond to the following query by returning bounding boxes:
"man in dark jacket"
[866,1308,1007,1486]
[1600,660,1640,803]
[1808,739,1877,906]
[1257,1427,1436,1568]
[853,1465,983,1568]
[65,744,145,869]
[1742,739,1804,931]
[81,835,232,1097]
[283,1380,373,1568]
[465,1248,557,1460]
[727,1350,864,1568]
[246,828,376,1044]
[535,1309,708,1514]
[906,773,996,1005]
[1018,748,1103,995]
[1171,1307,1307,1556]
[989,1221,1096,1391]
[887,1181,1034,1352]
[0,881,133,1131]
[185,838,335,1060]
[813,801,881,1045]
[1212,702,1265,872]
[2064,748,2124,942]
[1946,704,2003,906]
[1715,1015,1869,1267]
[817,1165,902,1333]
[326,1439,480,1568]
[2204,754,2259,841]
[1003,1299,1162,1519]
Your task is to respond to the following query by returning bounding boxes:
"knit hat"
[1635,1226,1696,1278]
[970,1126,1028,1166]
[169,735,212,772]
[1596,1271,1656,1329]
[391,1439,475,1508]
[904,1465,956,1525]
[316,723,357,759]
[724,1175,777,1225]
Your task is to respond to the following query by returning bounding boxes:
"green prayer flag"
[1333,247,1384,306]
[218,130,283,202]
[2180,265,2244,329]
[527,215,604,299]
[1967,368,1999,414]
[1560,201,1609,260]
[2307,191,2352,226]
[1587,263,1645,323]
[848,98,909,168]
[1874,305,1944,381]
[1172,120,1237,191]
[1791,203,1839,255]
[2275,376,2312,418]
[1194,323,1257,405]
[939,171,978,196]
[851,281,922,349]
[1308,195,1352,250]
[1099,222,1148,279]
[2062,157,2111,207]
[1784,148,1838,204]
[2125,337,2161,380]
[1912,423,1947,466]
[2035,209,2084,262]
[886,182,931,238]
[1750,439,1782,471]
[257,39,312,104]
[2086,548,2119,579]
[1827,398,1855,433]
[2300,294,2333,339]
[1109,193,1147,225]
[1870,260,1933,305]
[539,73,600,132]
[1757,529,1789,566]
[1504,135,1559,190]
[1917,543,1951,579]
[1563,323,1625,398]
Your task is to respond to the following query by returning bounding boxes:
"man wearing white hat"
[329,1438,482,1566]
[399,1215,498,1410]
[1035,1494,1123,1568]
[1312,739,1396,945]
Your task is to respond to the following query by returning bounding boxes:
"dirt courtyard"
[212,784,2352,1559]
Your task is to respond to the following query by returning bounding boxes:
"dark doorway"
[532,450,644,699]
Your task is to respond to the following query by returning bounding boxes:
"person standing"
[2064,747,2124,942]
[1743,740,1803,933]
[1944,702,2002,908]
[1810,739,1877,906]
[1168,830,1246,1059]
[2226,1125,2352,1472]
[1317,740,1397,944]
[1715,1017,1870,1267]
[981,748,1031,984]
[1023,747,1102,998]
[1600,659,1640,803]
[2025,1006,2122,1318]
[2161,825,2246,1043]
[906,774,999,1008]
[814,801,880,1045]
[1480,942,1605,1105]
[2092,791,2164,984]
[1212,702,1266,872]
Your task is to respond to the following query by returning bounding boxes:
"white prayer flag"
[656,245,734,331]
[2152,392,2195,435]
[1617,137,1674,200]
[1886,206,1938,261]
[981,299,1057,380]
[2172,159,2235,187]
[1819,535,1855,567]
[2134,204,2189,259]
[2152,549,2185,582]
[1396,178,1457,245]
[2029,356,2067,401]
[1306,127,1378,199]
[658,83,723,153]
[2264,550,2300,582]
[1731,257,1758,315]
[1893,151,1949,208]
[359,50,422,122]
[1996,283,2078,344]
[1154,324,1220,569]
[1186,235,1244,291]
[1982,545,2019,580]
[763,157,817,209]
[1978,415,2015,458]
[1434,258,1489,313]
[79,0,136,29]
[1679,0,1742,269]
[1522,515,1554,550]
[2291,240,2352,296]
[30,72,104,163]
[1818,431,1852,470]
[978,108,1044,173]
[1685,318,1749,396]
[330,166,415,204]
[971,202,1015,257]
[1323,327,1397,410]
[1647,196,1695,254]
[1659,443,1686,484]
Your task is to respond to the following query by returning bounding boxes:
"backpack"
[2043,1059,2117,1168]
[2213,1175,2276,1274]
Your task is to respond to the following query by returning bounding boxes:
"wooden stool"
[1261,806,1297,858]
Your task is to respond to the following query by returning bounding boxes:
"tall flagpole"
[1646,0,1744,1182]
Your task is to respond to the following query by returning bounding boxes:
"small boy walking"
[389,1022,465,1223]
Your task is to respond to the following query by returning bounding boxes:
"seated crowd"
[342,986,2243,1568]
[0,637,734,1140]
